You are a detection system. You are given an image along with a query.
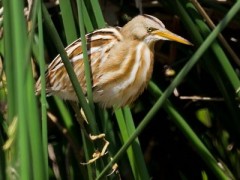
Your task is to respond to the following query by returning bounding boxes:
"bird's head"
[121,14,192,47]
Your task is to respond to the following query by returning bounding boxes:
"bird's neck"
[143,39,157,51]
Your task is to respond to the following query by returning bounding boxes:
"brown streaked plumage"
[36,14,191,108]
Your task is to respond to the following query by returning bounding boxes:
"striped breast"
[35,27,123,101]
[93,39,154,108]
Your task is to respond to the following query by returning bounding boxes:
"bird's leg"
[70,101,88,130]
[70,102,111,166]
[81,134,109,165]
[107,158,119,177]
[81,134,119,176]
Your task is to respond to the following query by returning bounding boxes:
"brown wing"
[35,27,123,100]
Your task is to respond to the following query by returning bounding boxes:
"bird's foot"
[107,158,119,177]
[81,133,109,165]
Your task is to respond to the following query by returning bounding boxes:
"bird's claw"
[106,158,119,176]
[81,133,109,165]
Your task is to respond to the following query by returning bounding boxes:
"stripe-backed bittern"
[36,14,191,107]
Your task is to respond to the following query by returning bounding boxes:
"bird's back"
[35,27,123,101]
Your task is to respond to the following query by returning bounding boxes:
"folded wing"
[35,27,123,101]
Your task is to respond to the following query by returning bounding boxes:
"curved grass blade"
[41,4,98,133]
[76,0,95,115]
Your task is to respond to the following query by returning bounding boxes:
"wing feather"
[35,27,122,100]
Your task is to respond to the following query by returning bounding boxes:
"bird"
[36,14,192,108]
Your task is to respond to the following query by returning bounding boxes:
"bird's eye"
[147,27,155,33]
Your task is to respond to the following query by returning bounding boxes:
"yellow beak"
[153,29,193,45]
